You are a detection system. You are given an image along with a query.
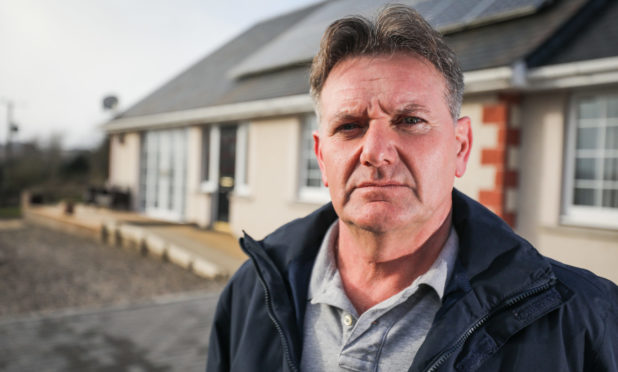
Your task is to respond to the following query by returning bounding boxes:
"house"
[103,0,618,283]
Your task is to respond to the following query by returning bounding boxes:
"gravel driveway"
[0,221,226,317]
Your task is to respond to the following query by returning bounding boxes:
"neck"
[336,210,452,314]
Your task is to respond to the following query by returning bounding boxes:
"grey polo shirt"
[300,220,459,372]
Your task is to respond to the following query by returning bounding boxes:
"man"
[207,5,617,372]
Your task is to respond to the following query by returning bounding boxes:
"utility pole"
[6,101,14,168]
[1,100,19,204]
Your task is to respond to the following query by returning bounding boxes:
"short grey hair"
[310,4,464,120]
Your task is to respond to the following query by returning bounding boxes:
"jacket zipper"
[252,258,299,372]
[423,279,556,372]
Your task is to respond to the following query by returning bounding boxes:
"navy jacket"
[207,190,618,371]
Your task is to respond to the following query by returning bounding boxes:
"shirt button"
[343,314,354,327]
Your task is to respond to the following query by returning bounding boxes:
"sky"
[0,0,320,150]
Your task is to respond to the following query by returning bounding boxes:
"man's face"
[314,54,471,234]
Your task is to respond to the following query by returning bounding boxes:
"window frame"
[199,123,251,196]
[298,113,330,203]
[561,89,618,229]
[234,122,251,197]
[200,125,220,193]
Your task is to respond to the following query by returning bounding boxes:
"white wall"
[108,132,140,209]
[518,91,618,283]
[185,125,212,228]
[230,116,325,239]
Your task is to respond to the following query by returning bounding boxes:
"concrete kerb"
[118,224,146,251]
[24,208,101,240]
[101,221,118,245]
[23,203,231,280]
[117,226,225,279]
[167,243,193,269]
[192,258,222,279]
[143,234,167,258]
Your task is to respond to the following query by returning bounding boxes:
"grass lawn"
[0,206,21,219]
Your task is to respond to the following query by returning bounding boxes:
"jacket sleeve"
[206,284,233,372]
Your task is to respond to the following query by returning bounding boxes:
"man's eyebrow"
[394,103,430,115]
[333,111,364,123]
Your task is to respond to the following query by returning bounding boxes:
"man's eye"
[402,116,423,125]
[338,123,361,131]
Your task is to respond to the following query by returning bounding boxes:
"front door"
[214,125,237,228]
[140,129,187,221]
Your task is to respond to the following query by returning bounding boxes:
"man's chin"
[341,202,416,233]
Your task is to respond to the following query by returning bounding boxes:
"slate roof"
[445,0,587,71]
[539,0,618,66]
[117,0,615,120]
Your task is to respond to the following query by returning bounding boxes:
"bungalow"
[103,0,618,282]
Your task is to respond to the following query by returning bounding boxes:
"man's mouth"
[355,181,407,188]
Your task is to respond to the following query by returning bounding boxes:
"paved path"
[0,291,219,372]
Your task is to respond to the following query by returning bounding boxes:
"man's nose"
[359,123,397,167]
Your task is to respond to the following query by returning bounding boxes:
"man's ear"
[454,116,472,178]
[313,131,328,187]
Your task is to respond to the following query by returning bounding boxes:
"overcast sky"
[0,0,320,149]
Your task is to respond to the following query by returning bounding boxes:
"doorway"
[140,129,187,221]
[213,125,237,230]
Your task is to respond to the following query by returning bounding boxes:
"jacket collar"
[411,190,561,372]
[450,188,556,308]
[241,203,337,366]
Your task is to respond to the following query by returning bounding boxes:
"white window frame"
[200,123,250,196]
[200,125,220,193]
[139,128,187,222]
[561,89,618,229]
[234,122,251,197]
[298,114,330,203]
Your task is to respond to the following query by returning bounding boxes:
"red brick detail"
[482,104,508,125]
[504,170,519,187]
[479,190,503,209]
[478,100,519,228]
[494,170,504,187]
[506,128,520,146]
[493,170,519,188]
[481,149,506,165]
[498,93,522,105]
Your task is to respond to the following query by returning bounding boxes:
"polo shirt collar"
[308,219,459,315]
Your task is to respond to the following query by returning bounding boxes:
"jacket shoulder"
[549,258,617,308]
[220,259,259,302]
[549,259,618,369]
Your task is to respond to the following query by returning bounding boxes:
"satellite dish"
[102,95,119,111]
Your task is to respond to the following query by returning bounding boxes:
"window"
[299,114,329,202]
[563,91,618,228]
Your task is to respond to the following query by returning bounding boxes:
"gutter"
[464,56,618,94]
[463,66,514,94]
[526,56,618,89]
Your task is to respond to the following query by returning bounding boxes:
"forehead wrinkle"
[331,99,367,121]
[334,111,364,122]
[396,102,431,115]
